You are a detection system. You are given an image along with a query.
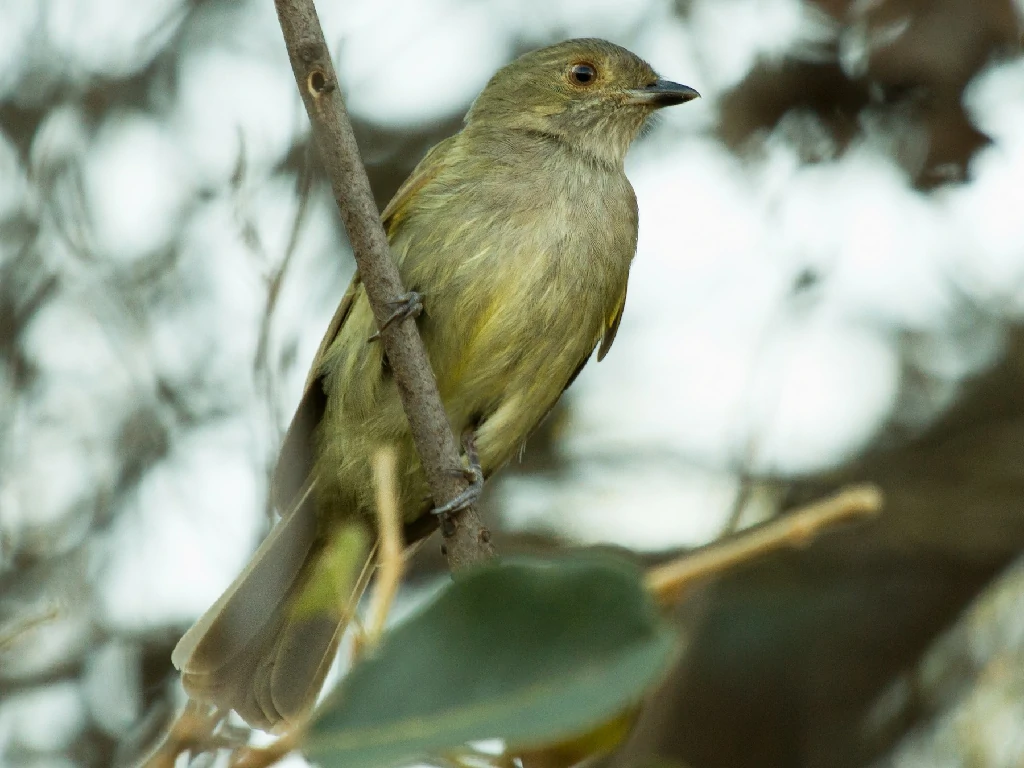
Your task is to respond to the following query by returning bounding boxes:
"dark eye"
[568,62,597,86]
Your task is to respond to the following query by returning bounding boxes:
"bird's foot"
[368,291,424,342]
[433,430,483,517]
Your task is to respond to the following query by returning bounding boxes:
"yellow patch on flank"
[606,294,625,333]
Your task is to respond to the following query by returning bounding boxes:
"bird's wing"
[557,283,629,404]
[272,275,361,511]
[597,284,628,362]
[271,136,457,511]
[380,136,457,233]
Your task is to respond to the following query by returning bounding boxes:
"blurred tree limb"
[647,484,884,605]
[272,0,494,570]
[0,604,60,652]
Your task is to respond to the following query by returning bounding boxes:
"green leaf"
[306,553,679,768]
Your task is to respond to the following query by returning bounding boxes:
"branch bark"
[272,0,494,569]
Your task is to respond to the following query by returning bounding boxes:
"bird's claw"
[432,469,483,517]
[368,291,424,342]
[433,431,483,517]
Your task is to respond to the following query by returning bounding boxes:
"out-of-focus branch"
[253,149,315,444]
[646,484,884,605]
[0,604,60,651]
[229,731,301,768]
[137,702,226,768]
[363,447,405,647]
[271,0,494,570]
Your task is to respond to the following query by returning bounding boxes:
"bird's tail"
[171,487,373,730]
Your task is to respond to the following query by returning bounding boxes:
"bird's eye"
[568,62,598,86]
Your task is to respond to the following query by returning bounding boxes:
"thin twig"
[230,730,302,768]
[253,150,314,386]
[646,484,884,606]
[364,447,405,647]
[271,0,494,570]
[0,605,60,652]
[721,475,755,536]
[136,701,223,768]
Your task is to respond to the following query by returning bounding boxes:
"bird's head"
[465,38,699,166]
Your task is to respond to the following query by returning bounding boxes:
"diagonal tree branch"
[272,0,494,569]
[646,484,884,605]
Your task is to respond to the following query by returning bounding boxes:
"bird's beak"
[625,79,701,108]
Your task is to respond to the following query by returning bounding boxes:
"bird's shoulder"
[381,134,461,236]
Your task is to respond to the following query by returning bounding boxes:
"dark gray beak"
[625,79,701,108]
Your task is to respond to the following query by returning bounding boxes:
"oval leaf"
[306,553,679,768]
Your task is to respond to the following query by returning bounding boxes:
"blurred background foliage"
[1,0,1024,766]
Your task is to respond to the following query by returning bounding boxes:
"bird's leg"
[433,429,484,517]
[368,291,424,342]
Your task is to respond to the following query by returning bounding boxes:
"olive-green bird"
[172,38,698,729]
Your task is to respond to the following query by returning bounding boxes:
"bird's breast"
[396,163,637,407]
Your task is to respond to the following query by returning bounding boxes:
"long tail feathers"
[172,486,374,729]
